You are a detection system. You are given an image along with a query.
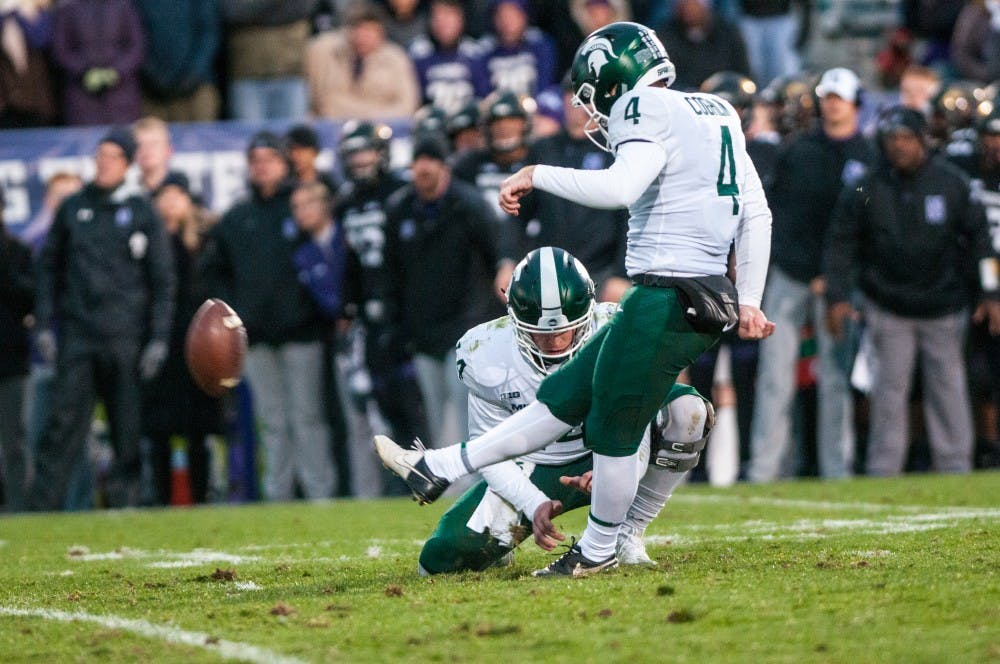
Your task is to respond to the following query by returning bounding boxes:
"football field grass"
[1,472,998,663]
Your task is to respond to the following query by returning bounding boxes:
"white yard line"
[646,507,1000,546]
[672,493,1000,514]
[67,547,262,566]
[0,606,306,664]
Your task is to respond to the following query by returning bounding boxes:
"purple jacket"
[52,0,146,125]
[409,34,490,115]
[479,27,556,98]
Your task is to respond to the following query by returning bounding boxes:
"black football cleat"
[532,542,619,578]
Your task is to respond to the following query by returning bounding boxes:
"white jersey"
[607,86,766,279]
[455,302,618,466]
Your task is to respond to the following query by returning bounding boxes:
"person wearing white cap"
[747,66,876,483]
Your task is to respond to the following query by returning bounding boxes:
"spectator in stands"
[748,68,876,483]
[657,0,751,91]
[409,0,489,115]
[570,0,630,36]
[51,0,146,126]
[898,65,941,117]
[530,81,629,302]
[30,129,175,510]
[146,173,220,505]
[951,0,1000,83]
[133,116,184,195]
[876,27,915,89]
[135,0,220,122]
[825,106,1000,476]
[0,186,32,512]
[380,0,428,47]
[738,0,803,88]
[384,134,505,444]
[904,0,963,73]
[199,131,333,501]
[221,0,312,121]
[0,0,56,128]
[285,124,338,193]
[305,2,420,120]
[479,0,557,97]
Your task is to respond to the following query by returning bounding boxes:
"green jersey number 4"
[717,126,740,215]
[624,97,641,125]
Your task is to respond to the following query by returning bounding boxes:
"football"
[184,298,248,397]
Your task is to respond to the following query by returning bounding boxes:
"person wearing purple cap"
[479,0,557,97]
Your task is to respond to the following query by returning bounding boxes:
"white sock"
[579,452,644,562]
[622,466,688,535]
[423,401,573,482]
[706,402,739,487]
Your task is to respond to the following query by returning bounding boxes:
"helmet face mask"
[570,21,676,152]
[339,120,392,185]
[507,247,596,374]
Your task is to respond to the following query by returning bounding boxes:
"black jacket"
[825,156,995,317]
[198,182,322,345]
[0,229,34,377]
[384,178,501,358]
[768,129,877,283]
[531,131,628,284]
[35,182,175,345]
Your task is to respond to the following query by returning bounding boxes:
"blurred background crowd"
[0,0,998,511]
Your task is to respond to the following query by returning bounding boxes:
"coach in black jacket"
[384,135,504,443]
[825,106,1000,477]
[31,128,176,510]
[199,131,334,501]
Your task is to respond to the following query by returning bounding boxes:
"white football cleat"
[616,526,657,567]
[373,435,450,505]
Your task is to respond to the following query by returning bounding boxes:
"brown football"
[185,298,248,397]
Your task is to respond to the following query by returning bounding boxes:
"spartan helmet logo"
[584,37,617,78]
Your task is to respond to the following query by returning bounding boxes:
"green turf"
[1,472,998,663]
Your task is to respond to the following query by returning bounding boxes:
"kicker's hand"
[559,470,593,495]
[532,499,565,551]
[738,304,775,340]
[499,165,535,216]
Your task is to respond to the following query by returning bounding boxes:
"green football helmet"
[506,247,596,374]
[569,21,676,151]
